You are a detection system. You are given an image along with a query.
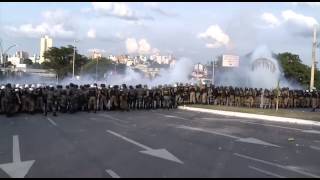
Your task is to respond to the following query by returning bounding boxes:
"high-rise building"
[39,35,53,64]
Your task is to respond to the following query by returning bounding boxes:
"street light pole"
[310,26,317,90]
[72,40,79,79]
[96,55,99,82]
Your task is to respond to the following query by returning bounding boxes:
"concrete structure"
[91,51,102,59]
[150,54,173,65]
[310,25,318,90]
[39,35,53,64]
[7,51,29,66]
[108,55,117,62]
[7,56,22,66]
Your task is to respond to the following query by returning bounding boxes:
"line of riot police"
[0,83,179,117]
[1,83,319,117]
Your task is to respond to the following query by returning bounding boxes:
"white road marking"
[106,169,120,178]
[0,135,35,178]
[13,135,21,162]
[248,165,286,178]
[155,113,188,120]
[47,117,58,127]
[98,114,129,124]
[310,145,320,151]
[107,130,151,150]
[106,130,183,164]
[234,153,320,178]
[176,125,280,147]
[301,130,320,134]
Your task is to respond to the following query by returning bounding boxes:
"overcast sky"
[0,2,319,65]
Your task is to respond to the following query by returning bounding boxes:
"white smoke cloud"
[5,9,75,39]
[92,2,139,21]
[215,45,301,89]
[138,39,151,54]
[261,12,281,28]
[198,25,230,48]
[282,10,318,29]
[87,28,96,39]
[125,38,155,54]
[125,38,139,53]
[51,57,194,87]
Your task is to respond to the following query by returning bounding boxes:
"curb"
[178,106,320,127]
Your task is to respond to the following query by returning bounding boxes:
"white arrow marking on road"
[248,165,286,178]
[99,114,129,124]
[176,125,280,148]
[47,117,58,127]
[310,145,320,151]
[106,130,183,164]
[0,135,35,178]
[106,169,120,178]
[164,115,188,120]
[234,153,320,178]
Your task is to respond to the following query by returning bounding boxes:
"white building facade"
[39,35,53,64]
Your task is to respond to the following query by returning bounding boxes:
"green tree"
[42,45,89,79]
[277,52,320,89]
[23,59,33,65]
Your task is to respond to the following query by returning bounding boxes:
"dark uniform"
[88,85,97,113]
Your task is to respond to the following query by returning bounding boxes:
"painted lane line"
[106,130,183,164]
[156,113,188,120]
[301,130,320,134]
[234,153,320,178]
[98,114,129,124]
[310,145,320,151]
[0,135,35,178]
[47,117,58,127]
[175,125,280,148]
[248,166,286,178]
[106,169,120,178]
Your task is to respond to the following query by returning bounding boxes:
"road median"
[178,105,320,126]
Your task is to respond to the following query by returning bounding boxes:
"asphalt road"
[0,108,320,178]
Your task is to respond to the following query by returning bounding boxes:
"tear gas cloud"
[0,46,303,89]
[215,45,302,89]
[59,57,195,87]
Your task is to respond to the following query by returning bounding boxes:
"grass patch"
[187,104,320,122]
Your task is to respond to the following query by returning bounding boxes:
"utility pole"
[276,79,280,112]
[212,59,215,85]
[72,40,79,79]
[310,25,318,90]
[96,55,99,82]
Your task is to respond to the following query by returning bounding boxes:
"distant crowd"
[0,83,319,117]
